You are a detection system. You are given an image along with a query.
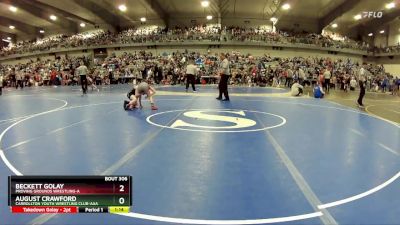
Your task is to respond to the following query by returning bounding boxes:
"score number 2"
[115,176,129,205]
[118,185,125,204]
[117,184,127,205]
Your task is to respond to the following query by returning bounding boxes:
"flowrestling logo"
[146,109,286,133]
[362,11,383,18]
[362,1,399,18]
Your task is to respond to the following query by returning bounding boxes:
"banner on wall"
[93,48,107,57]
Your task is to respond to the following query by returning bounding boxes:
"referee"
[185,59,197,92]
[357,66,366,107]
[216,53,230,101]
[76,61,88,94]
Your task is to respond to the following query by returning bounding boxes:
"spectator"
[0,74,3,95]
[323,68,331,92]
[16,69,24,89]
[290,81,304,96]
[314,82,325,98]
[349,77,357,91]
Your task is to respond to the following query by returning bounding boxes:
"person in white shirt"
[16,70,24,89]
[185,59,197,92]
[291,81,304,96]
[323,68,331,93]
[0,74,3,96]
[76,61,89,94]
[299,67,305,85]
[216,53,230,101]
[349,77,357,91]
[180,56,186,65]
[359,67,365,77]
[285,68,293,87]
[357,66,366,107]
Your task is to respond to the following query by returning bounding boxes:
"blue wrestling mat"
[0,85,399,225]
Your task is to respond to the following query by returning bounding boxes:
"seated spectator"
[313,82,325,98]
[290,81,303,96]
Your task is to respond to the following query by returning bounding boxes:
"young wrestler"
[124,88,137,110]
[136,81,158,110]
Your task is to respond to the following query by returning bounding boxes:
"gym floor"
[0,84,399,225]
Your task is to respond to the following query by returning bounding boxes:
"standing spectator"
[0,74,3,95]
[382,76,389,93]
[394,77,400,96]
[323,68,331,92]
[331,75,337,90]
[286,67,293,87]
[155,65,163,84]
[10,68,16,88]
[350,77,357,91]
[16,69,24,89]
[299,67,305,85]
[318,71,324,88]
[50,69,57,86]
[216,53,230,101]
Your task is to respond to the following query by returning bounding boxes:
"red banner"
[11,206,78,214]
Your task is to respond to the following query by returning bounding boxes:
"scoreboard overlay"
[8,176,132,214]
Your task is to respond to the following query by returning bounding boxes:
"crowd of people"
[0,25,375,58]
[370,44,400,54]
[0,50,399,97]
[0,55,91,89]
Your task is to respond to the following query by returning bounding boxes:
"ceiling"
[0,0,399,41]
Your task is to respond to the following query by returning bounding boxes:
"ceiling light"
[9,6,17,12]
[9,25,15,29]
[282,3,291,10]
[354,14,362,20]
[118,4,127,12]
[201,1,210,7]
[385,2,395,9]
[140,17,146,22]
[50,15,57,21]
[368,33,373,36]
[40,30,45,33]
[7,37,11,40]
[331,23,338,28]
[80,23,86,27]
[380,30,385,33]
[270,17,277,22]
[206,15,213,20]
